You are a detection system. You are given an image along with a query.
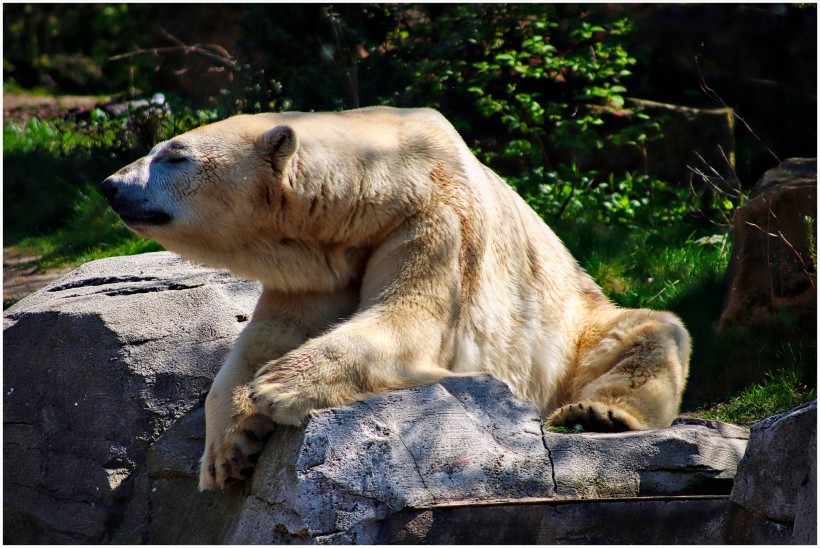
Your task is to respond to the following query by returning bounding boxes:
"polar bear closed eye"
[102,106,690,491]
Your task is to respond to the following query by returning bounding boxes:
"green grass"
[3,82,54,97]
[555,221,730,311]
[4,118,139,245]
[4,122,163,270]
[545,425,578,434]
[555,220,816,411]
[13,182,163,270]
[696,368,815,425]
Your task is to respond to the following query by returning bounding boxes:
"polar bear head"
[100,114,299,254]
[101,108,467,289]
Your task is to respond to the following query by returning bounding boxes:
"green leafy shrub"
[368,5,674,227]
[3,4,161,94]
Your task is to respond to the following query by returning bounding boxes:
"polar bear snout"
[100,176,172,228]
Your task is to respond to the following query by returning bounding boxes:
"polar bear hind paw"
[547,400,646,433]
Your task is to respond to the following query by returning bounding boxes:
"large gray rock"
[552,98,735,186]
[4,253,756,544]
[3,252,260,543]
[143,376,748,544]
[729,399,817,544]
[550,417,748,499]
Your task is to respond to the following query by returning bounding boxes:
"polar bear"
[101,107,690,491]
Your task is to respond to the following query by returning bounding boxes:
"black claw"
[578,403,585,410]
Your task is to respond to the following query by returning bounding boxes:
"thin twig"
[717,145,742,197]
[324,8,360,108]
[778,230,815,288]
[745,221,779,238]
[158,27,187,48]
[647,279,679,303]
[695,56,780,163]
[109,36,238,70]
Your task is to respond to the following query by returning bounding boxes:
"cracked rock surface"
[217,379,749,544]
[4,252,757,544]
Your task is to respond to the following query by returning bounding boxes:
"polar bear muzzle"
[99,177,173,228]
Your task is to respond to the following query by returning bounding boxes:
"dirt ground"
[4,94,105,304]
[3,248,73,304]
[3,93,106,124]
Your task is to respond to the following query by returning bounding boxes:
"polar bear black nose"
[100,178,118,203]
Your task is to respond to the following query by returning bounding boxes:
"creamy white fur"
[103,107,691,491]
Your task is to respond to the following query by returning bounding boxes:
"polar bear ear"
[262,125,298,167]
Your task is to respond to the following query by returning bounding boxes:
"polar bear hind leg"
[548,309,690,432]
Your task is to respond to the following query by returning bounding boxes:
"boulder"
[628,98,736,185]
[720,158,817,333]
[3,252,260,543]
[728,400,817,544]
[2,252,762,544]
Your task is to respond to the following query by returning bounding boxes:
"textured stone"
[549,417,749,499]
[729,399,817,544]
[553,98,735,185]
[628,98,735,185]
[3,252,260,543]
[141,377,749,544]
[792,422,817,544]
[377,497,733,544]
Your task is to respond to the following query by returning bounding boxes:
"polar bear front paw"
[547,400,646,432]
[248,367,317,427]
[198,392,275,491]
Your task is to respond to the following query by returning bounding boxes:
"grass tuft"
[545,424,578,434]
[696,368,815,425]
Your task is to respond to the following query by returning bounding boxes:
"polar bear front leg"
[548,309,691,432]
[199,290,358,491]
[249,210,461,428]
[198,321,286,491]
[248,318,454,426]
[199,378,274,490]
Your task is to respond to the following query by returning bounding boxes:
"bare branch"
[778,229,816,288]
[745,221,779,238]
[695,56,780,163]
[109,33,239,71]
